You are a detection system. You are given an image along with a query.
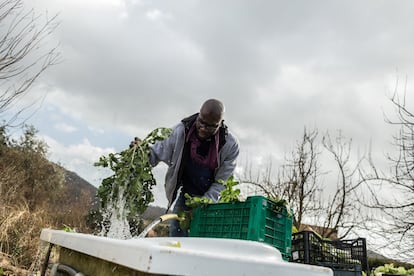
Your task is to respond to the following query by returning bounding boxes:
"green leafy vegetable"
[268,195,292,217]
[183,176,240,209]
[177,210,192,230]
[63,224,76,233]
[184,193,213,208]
[180,176,240,229]
[95,127,172,218]
[218,176,240,203]
[372,263,414,276]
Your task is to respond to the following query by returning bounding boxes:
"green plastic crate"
[189,195,293,261]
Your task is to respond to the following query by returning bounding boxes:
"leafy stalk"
[218,176,240,203]
[94,127,172,218]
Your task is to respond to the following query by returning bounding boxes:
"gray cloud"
[24,0,414,178]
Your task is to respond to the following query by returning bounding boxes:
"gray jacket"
[149,114,239,209]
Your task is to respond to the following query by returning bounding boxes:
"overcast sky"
[9,0,414,213]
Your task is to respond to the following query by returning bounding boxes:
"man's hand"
[129,137,142,148]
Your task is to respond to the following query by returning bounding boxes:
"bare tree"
[359,91,414,261]
[281,129,322,230]
[319,131,364,239]
[241,128,322,230]
[241,128,365,240]
[0,0,60,126]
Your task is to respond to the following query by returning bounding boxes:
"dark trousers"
[169,192,191,237]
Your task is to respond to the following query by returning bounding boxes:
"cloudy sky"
[8,0,414,211]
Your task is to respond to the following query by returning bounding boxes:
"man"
[149,99,239,237]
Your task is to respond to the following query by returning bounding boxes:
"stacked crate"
[290,231,368,276]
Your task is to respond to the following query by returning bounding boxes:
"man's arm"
[149,123,183,167]
[203,134,240,201]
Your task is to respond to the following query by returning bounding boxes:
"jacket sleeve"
[149,124,180,167]
[203,134,240,202]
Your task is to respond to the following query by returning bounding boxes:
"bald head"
[200,99,225,121]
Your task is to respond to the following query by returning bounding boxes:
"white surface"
[40,229,333,276]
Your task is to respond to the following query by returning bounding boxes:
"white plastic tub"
[40,229,333,276]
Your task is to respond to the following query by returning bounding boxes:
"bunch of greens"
[268,195,292,217]
[179,176,240,230]
[217,176,240,203]
[184,175,241,208]
[94,127,172,218]
[371,264,414,276]
[184,193,213,208]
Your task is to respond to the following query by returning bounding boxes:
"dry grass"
[0,199,95,274]
[0,202,54,269]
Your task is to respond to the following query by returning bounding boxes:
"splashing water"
[99,186,133,239]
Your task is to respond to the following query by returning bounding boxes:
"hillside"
[367,249,388,260]
[63,169,98,202]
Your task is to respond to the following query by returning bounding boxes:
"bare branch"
[0,0,61,126]
[359,88,414,261]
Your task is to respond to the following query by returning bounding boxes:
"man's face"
[196,111,222,140]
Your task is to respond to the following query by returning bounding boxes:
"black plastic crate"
[290,231,368,273]
[319,262,362,276]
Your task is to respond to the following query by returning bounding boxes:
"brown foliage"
[0,146,65,210]
[0,126,96,270]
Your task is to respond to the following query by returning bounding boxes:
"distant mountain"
[367,249,414,268]
[142,205,167,220]
[367,249,389,260]
[63,169,98,201]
